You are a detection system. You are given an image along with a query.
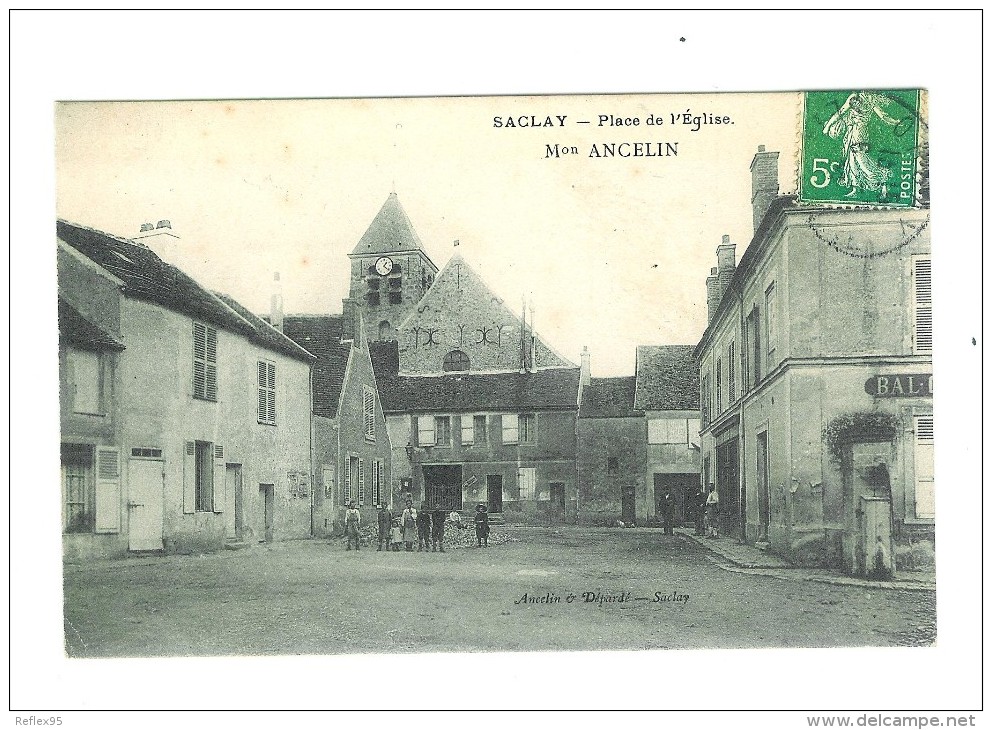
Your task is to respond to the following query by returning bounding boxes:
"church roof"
[376,368,580,414]
[633,345,699,411]
[350,192,427,257]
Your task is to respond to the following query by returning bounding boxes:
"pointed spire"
[350,192,426,256]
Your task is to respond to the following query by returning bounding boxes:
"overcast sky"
[56,93,797,376]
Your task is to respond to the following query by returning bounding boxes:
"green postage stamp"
[800,90,922,207]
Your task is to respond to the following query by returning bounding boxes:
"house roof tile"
[579,376,642,419]
[57,220,313,363]
[633,345,699,411]
[377,368,580,414]
[282,315,351,419]
[58,297,125,351]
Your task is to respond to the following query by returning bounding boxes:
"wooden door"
[127,458,164,551]
[225,464,243,540]
[621,485,636,525]
[549,482,566,524]
[487,475,503,514]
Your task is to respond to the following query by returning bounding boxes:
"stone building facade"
[696,148,933,572]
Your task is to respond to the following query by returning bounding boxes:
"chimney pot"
[758,144,766,153]
[580,347,591,387]
[722,234,730,244]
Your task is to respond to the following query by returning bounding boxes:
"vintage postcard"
[56,90,936,661]
[10,8,982,718]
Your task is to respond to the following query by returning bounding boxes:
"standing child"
[474,503,490,548]
[431,508,446,553]
[390,517,403,552]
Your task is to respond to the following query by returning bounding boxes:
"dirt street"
[63,528,935,657]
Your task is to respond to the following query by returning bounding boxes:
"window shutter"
[94,447,121,533]
[257,362,267,420]
[363,386,375,441]
[461,415,474,445]
[267,363,276,423]
[913,257,933,352]
[914,416,935,518]
[343,459,352,503]
[417,416,434,446]
[183,441,196,514]
[212,445,226,512]
[358,458,365,506]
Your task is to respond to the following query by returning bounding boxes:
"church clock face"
[374,256,394,276]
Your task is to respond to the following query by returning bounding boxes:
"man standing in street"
[376,503,392,551]
[417,501,432,552]
[431,508,446,552]
[659,486,675,536]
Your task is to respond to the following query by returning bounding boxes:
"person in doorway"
[474,503,490,548]
[402,500,418,552]
[345,501,361,551]
[376,503,392,551]
[659,486,675,536]
[705,485,720,539]
[417,501,432,552]
[692,485,707,536]
[431,508,446,552]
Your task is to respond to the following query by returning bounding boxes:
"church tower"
[344,192,439,342]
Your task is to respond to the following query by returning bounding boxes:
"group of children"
[344,499,491,552]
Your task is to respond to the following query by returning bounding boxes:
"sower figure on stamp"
[659,486,675,536]
[417,501,432,552]
[474,503,490,548]
[376,503,392,551]
[345,501,361,551]
[431,508,446,552]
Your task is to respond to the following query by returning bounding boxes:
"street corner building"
[695,146,933,574]
[576,345,700,527]
[58,220,317,559]
[346,192,582,524]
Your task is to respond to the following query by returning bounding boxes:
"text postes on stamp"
[800,90,922,207]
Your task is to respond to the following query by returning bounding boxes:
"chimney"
[529,303,537,372]
[341,298,356,342]
[133,219,181,266]
[750,145,780,233]
[270,272,284,332]
[580,346,591,386]
[716,234,736,299]
[519,297,528,374]
[706,267,721,323]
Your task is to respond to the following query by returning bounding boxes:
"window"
[518,467,536,500]
[474,415,488,444]
[435,416,452,446]
[183,442,223,514]
[388,291,403,305]
[416,416,435,446]
[363,386,376,441]
[258,361,276,424]
[764,282,777,364]
[607,457,619,476]
[443,350,471,372]
[194,441,214,512]
[701,373,711,427]
[502,414,519,444]
[371,460,382,507]
[727,340,736,404]
[913,256,932,353]
[747,306,761,387]
[322,465,335,502]
[367,292,380,306]
[519,413,536,443]
[461,414,475,445]
[378,320,393,341]
[715,358,723,414]
[192,322,218,401]
[914,416,934,519]
[69,349,104,414]
[62,443,94,533]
